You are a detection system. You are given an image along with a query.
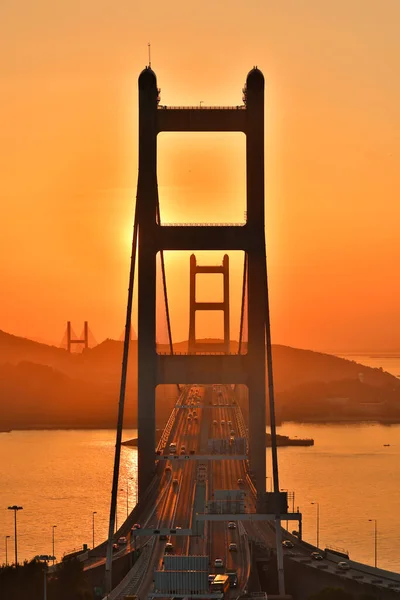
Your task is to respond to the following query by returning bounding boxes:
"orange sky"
[1,0,400,351]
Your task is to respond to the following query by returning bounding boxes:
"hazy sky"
[1,1,399,351]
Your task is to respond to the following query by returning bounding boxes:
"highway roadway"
[207,384,251,595]
[105,383,252,600]
[92,382,400,599]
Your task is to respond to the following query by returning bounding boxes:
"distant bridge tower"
[188,254,230,354]
[136,67,267,510]
[66,321,89,352]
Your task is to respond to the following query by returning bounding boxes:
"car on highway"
[228,420,232,426]
[221,420,226,426]
[172,478,179,486]
[132,523,141,529]
[229,543,238,552]
[237,478,244,486]
[228,522,236,530]
[165,465,172,472]
[165,542,174,553]
[213,420,218,426]
[180,445,186,452]
[282,540,294,548]
[337,561,350,570]
[230,429,235,436]
[208,574,216,585]
[190,448,195,454]
[214,558,224,568]
[118,536,127,545]
[112,543,119,551]
[311,552,324,561]
[292,530,299,537]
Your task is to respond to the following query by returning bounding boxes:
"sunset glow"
[1,1,399,351]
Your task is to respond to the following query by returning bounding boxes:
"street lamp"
[311,502,320,548]
[7,505,23,566]
[92,512,97,549]
[368,519,377,568]
[5,535,10,566]
[52,526,57,565]
[121,479,133,519]
[127,477,133,518]
[120,488,127,520]
[35,555,56,600]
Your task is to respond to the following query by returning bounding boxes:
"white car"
[214,558,224,568]
[337,561,350,570]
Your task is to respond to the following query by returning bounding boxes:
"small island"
[122,430,314,448]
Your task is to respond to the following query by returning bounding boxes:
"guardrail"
[157,407,178,453]
[160,222,246,227]
[158,351,242,355]
[158,105,246,111]
[103,538,156,600]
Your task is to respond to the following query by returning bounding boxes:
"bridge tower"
[136,67,267,510]
[188,254,230,354]
[66,321,89,352]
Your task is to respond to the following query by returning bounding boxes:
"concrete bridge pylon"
[136,67,268,511]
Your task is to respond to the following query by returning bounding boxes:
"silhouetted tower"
[66,321,89,352]
[136,67,267,509]
[188,254,230,354]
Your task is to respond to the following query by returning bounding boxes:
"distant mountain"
[0,330,399,430]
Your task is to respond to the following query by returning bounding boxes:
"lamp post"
[120,487,127,520]
[121,479,133,519]
[7,505,23,566]
[311,502,320,548]
[368,519,377,568]
[35,555,55,600]
[127,477,133,518]
[92,512,97,549]
[5,535,10,566]
[52,526,57,565]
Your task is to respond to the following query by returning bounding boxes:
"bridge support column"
[136,66,271,508]
[246,69,267,510]
[137,67,159,499]
[188,254,230,354]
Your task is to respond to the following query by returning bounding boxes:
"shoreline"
[2,418,400,433]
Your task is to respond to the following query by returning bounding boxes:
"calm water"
[338,352,400,379]
[0,354,399,572]
[0,429,138,565]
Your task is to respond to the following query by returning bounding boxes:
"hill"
[0,330,399,430]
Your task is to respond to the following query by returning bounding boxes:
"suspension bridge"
[71,67,400,600]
